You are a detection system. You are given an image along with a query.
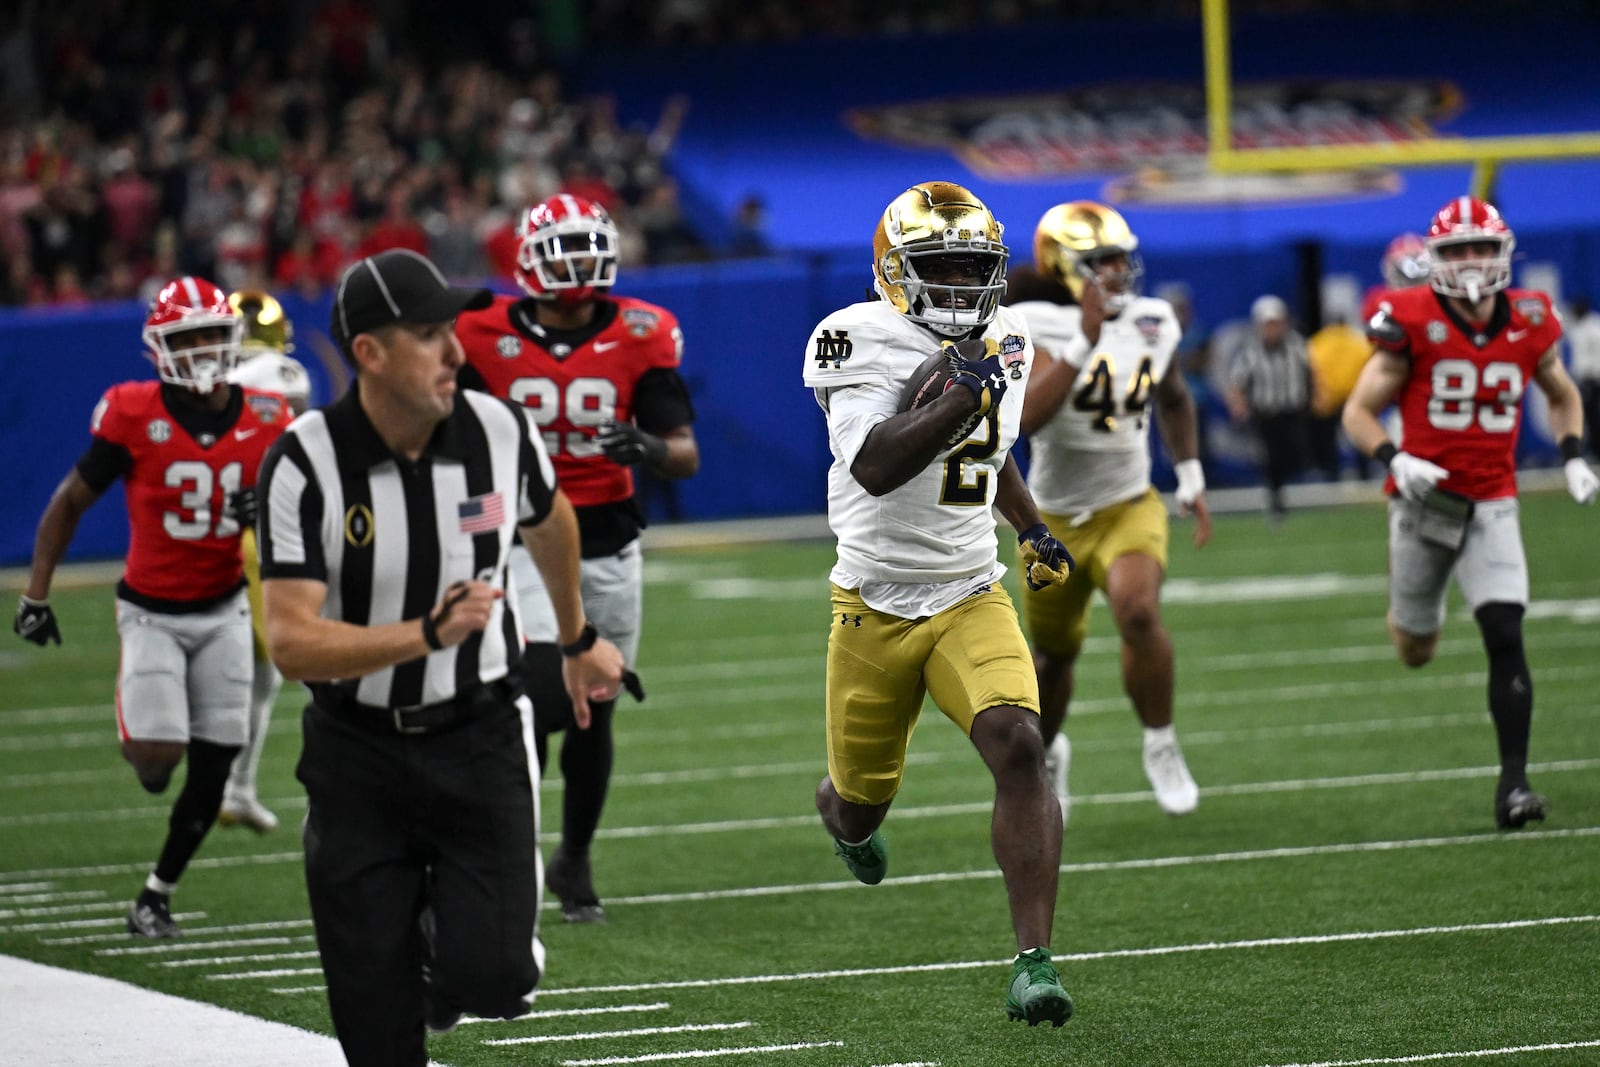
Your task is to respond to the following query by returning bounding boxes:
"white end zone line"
[1252,1040,1600,1066]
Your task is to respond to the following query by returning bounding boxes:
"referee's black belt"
[316,678,519,736]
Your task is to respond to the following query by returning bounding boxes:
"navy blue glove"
[1017,524,1073,591]
[943,339,1010,415]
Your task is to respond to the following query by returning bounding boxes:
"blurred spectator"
[358,183,428,258]
[728,193,769,257]
[425,184,489,280]
[635,176,708,265]
[1227,295,1311,521]
[1570,296,1600,460]
[1305,311,1376,480]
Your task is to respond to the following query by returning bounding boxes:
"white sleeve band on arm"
[1174,458,1205,501]
[1051,334,1091,368]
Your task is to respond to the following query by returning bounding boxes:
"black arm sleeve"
[74,438,132,494]
[632,367,695,435]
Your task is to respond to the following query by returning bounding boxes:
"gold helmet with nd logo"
[1034,200,1145,314]
[228,289,295,354]
[226,289,311,415]
[873,181,1008,338]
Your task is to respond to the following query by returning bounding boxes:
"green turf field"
[3,491,1599,1066]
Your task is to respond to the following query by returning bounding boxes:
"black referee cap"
[331,249,492,345]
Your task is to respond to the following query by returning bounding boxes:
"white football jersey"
[227,349,312,412]
[1015,296,1180,514]
[803,300,1033,586]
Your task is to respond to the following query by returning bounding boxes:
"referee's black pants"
[298,695,544,1067]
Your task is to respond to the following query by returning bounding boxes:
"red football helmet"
[142,276,243,394]
[1426,197,1514,301]
[513,194,619,304]
[1380,232,1430,290]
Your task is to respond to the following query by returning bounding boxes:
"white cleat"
[218,795,279,834]
[1043,733,1070,826]
[1143,738,1199,816]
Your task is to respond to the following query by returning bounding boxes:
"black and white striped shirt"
[1228,333,1312,416]
[257,382,557,708]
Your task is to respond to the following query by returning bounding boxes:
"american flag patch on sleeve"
[458,491,505,534]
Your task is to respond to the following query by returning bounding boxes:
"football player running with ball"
[13,277,289,936]
[1008,201,1210,823]
[1343,197,1599,830]
[456,195,697,922]
[802,181,1075,1028]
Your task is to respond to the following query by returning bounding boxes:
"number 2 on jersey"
[1072,353,1153,432]
[509,376,619,456]
[940,408,1001,506]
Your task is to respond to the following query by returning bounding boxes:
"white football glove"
[1173,459,1205,510]
[1389,451,1449,502]
[1564,457,1599,505]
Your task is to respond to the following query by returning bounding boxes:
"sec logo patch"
[146,419,172,443]
[497,335,522,359]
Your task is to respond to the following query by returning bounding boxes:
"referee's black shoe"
[546,846,606,924]
[418,908,463,1034]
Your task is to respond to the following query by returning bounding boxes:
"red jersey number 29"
[1427,359,1521,433]
[509,377,618,457]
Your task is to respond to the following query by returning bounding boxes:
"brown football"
[898,339,986,447]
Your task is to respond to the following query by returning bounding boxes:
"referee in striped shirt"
[256,249,624,1067]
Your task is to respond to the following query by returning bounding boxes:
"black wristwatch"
[560,622,599,658]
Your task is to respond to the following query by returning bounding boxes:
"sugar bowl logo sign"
[847,80,1460,204]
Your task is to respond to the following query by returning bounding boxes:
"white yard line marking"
[531,915,1600,998]
[5,759,1598,892]
[97,935,314,957]
[1252,1039,1600,1066]
[484,1021,754,1046]
[561,1041,847,1066]
[0,890,105,905]
[5,911,206,935]
[458,1002,670,1025]
[0,882,54,894]
[41,917,305,945]
[162,950,321,968]
[0,901,127,919]
[203,889,1600,991]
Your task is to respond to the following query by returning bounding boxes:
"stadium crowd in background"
[0,1,706,308]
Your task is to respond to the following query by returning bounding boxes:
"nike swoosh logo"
[1506,329,1528,342]
[234,428,258,441]
[593,341,620,352]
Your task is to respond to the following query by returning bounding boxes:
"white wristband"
[1174,459,1205,504]
[1050,334,1091,368]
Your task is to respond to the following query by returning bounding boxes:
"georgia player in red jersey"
[12,276,290,937]
[455,194,699,921]
[1360,231,1431,325]
[1343,197,1599,830]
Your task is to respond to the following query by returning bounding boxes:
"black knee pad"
[1475,602,1526,657]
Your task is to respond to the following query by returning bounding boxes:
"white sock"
[1144,724,1176,750]
[144,874,177,896]
[227,659,281,799]
[838,833,873,848]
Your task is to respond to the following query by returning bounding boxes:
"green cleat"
[1005,948,1073,1028]
[832,830,888,885]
